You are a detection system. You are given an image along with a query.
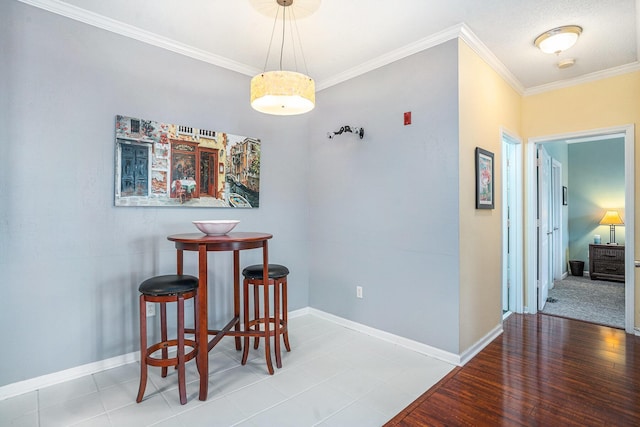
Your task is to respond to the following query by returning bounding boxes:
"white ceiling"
[22,0,640,94]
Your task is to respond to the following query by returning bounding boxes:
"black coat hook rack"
[327,125,364,140]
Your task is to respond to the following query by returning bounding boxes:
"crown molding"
[19,0,476,92]
[316,24,464,91]
[458,24,525,95]
[318,23,526,94]
[19,0,636,97]
[524,61,640,96]
[17,0,261,77]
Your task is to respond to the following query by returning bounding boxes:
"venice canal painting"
[114,115,260,208]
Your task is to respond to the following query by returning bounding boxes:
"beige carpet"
[541,275,625,329]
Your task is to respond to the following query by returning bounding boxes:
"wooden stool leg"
[253,284,260,349]
[241,278,250,365]
[234,250,242,351]
[194,294,200,374]
[159,302,168,377]
[177,294,187,405]
[274,279,282,369]
[263,280,274,375]
[282,278,290,352]
[136,295,148,403]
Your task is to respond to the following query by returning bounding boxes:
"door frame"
[525,124,635,334]
[501,128,523,315]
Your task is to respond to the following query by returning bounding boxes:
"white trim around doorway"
[501,128,524,315]
[525,124,635,334]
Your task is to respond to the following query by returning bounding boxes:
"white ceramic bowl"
[193,220,240,236]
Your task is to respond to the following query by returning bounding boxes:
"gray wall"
[1,2,464,387]
[307,42,461,353]
[0,2,310,386]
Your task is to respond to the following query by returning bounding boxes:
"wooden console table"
[589,244,625,282]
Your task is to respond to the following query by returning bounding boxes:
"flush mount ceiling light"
[534,25,582,54]
[250,0,315,115]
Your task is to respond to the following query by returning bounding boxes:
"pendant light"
[250,0,315,115]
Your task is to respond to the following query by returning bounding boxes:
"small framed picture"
[475,147,494,209]
[219,163,225,174]
[563,186,568,205]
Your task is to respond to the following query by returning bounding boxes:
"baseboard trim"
[307,308,462,366]
[0,352,139,400]
[288,306,312,318]
[0,306,501,400]
[459,323,503,365]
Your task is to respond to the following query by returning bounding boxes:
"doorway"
[199,148,219,198]
[120,143,150,197]
[502,130,523,316]
[525,125,635,334]
[170,139,198,199]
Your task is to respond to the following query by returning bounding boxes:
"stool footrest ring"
[145,339,198,368]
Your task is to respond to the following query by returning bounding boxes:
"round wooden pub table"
[167,232,273,401]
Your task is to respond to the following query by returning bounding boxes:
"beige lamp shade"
[599,210,624,225]
[250,71,315,115]
[599,210,624,244]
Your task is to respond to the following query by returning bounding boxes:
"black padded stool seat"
[139,274,198,295]
[241,264,290,374]
[242,264,289,280]
[137,274,198,405]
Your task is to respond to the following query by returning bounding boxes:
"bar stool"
[241,264,290,374]
[136,274,198,405]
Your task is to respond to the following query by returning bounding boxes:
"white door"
[551,160,563,281]
[538,146,553,310]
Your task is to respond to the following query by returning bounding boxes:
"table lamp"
[599,210,624,245]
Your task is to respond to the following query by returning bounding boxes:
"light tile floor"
[0,314,454,427]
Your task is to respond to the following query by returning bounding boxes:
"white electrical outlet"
[146,302,156,317]
[356,286,363,299]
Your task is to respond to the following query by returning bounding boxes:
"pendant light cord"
[290,7,310,77]
[261,1,310,76]
[262,6,281,72]
[279,4,286,70]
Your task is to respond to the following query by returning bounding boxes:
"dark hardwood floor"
[386,313,640,426]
